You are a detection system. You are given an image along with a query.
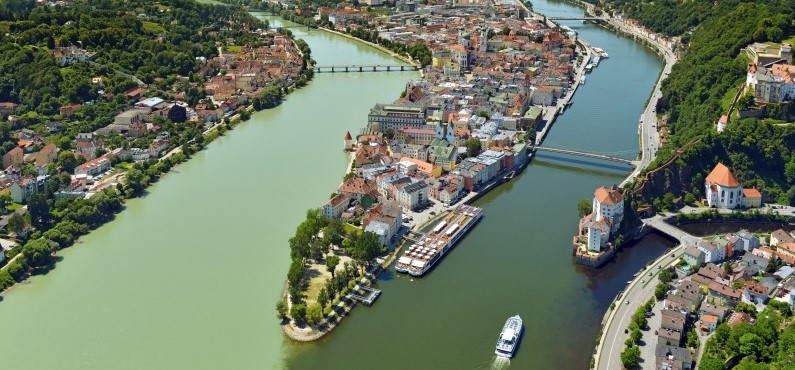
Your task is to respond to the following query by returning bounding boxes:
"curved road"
[597,243,684,370]
[610,16,678,187]
[597,216,702,370]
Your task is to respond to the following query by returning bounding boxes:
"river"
[0,15,412,370]
[0,2,667,369]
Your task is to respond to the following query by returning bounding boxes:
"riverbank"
[0,10,424,368]
[278,0,670,366]
[319,27,422,72]
[0,32,314,298]
[594,217,691,370]
[541,0,680,185]
[277,2,594,341]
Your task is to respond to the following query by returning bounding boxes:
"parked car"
[648,272,652,276]
[625,300,630,305]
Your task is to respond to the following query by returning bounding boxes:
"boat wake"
[491,356,510,370]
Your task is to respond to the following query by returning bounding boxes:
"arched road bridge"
[530,145,637,165]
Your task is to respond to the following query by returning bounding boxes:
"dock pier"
[350,285,381,306]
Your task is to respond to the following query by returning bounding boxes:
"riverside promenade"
[564,1,680,186]
[540,0,680,185]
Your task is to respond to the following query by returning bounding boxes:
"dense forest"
[604,0,795,207]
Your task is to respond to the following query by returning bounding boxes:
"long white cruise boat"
[495,315,523,358]
[593,47,609,58]
[395,204,482,277]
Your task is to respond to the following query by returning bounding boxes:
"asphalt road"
[615,19,678,187]
[598,242,685,370]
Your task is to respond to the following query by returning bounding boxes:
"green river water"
[0,2,671,369]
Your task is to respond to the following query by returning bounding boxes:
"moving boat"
[495,315,523,358]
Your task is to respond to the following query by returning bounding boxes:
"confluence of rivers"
[0,1,669,369]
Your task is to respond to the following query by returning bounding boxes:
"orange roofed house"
[705,163,763,209]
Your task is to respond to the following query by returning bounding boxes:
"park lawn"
[225,45,242,53]
[142,21,166,33]
[6,203,23,212]
[114,162,133,170]
[303,253,353,305]
[343,222,362,236]
[364,8,393,16]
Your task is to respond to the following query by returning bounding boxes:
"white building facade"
[593,186,624,234]
[705,163,743,209]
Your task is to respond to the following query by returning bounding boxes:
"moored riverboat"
[395,205,483,277]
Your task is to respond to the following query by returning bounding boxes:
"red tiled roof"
[706,163,740,188]
[743,188,762,199]
[594,186,623,206]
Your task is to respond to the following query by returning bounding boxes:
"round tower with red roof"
[344,131,353,151]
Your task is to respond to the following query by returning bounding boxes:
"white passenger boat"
[593,47,609,58]
[495,315,523,358]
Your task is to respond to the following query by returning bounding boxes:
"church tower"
[435,122,455,144]
[480,27,488,53]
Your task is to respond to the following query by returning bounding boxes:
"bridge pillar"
[331,67,335,73]
[387,66,391,71]
[345,67,348,72]
[359,66,363,72]
[373,66,376,72]
[401,66,405,71]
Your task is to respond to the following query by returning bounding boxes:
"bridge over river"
[530,145,638,166]
[547,16,603,21]
[313,64,419,73]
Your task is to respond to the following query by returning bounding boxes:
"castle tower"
[344,131,353,150]
[781,43,792,64]
[716,115,729,133]
[405,80,414,99]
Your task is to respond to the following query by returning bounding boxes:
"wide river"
[0,1,668,369]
